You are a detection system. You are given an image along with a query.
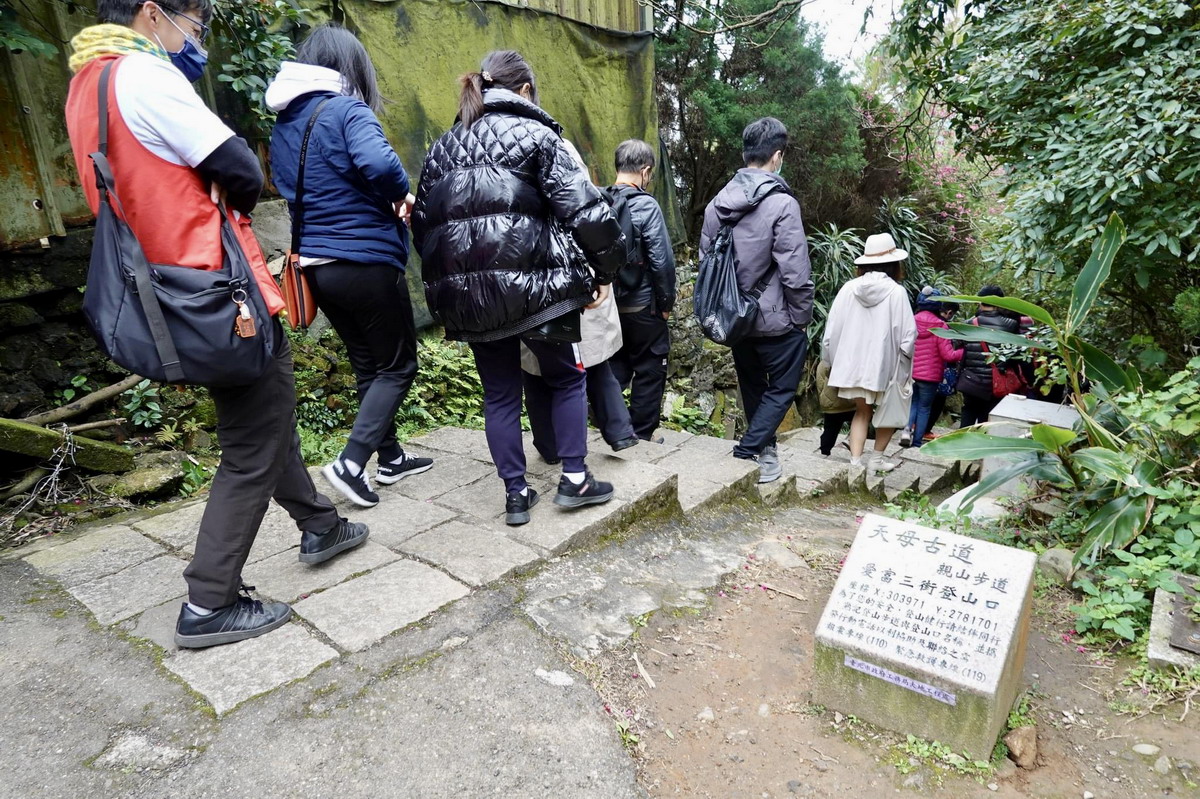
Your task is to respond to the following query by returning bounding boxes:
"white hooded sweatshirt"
[264,61,351,112]
[823,270,917,393]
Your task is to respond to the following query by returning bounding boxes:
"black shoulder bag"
[81,60,275,386]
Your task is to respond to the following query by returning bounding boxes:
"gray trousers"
[183,323,340,608]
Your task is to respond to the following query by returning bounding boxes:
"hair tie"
[481,71,493,85]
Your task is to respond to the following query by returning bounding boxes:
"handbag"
[81,61,274,387]
[522,308,583,343]
[975,320,1026,398]
[873,350,913,429]
[280,97,332,330]
[937,364,959,397]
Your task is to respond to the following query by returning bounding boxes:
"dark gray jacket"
[699,169,813,337]
[610,186,677,313]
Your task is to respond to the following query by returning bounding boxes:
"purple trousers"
[470,336,589,493]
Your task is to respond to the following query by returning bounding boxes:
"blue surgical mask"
[155,15,209,83]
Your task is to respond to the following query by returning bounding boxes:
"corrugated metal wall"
[0,0,654,249]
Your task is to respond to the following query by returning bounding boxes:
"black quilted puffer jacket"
[412,89,624,341]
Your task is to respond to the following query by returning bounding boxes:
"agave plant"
[921,214,1155,567]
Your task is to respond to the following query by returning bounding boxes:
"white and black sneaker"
[322,457,379,507]
[553,470,614,508]
[375,452,434,485]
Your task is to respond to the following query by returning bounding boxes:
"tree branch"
[22,374,143,427]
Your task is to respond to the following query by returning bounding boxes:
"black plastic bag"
[693,225,767,346]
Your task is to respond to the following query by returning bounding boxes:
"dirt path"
[592,503,1200,799]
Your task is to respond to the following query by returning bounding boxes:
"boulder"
[1037,548,1075,585]
[1004,725,1038,769]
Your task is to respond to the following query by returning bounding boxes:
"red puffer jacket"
[911,310,963,382]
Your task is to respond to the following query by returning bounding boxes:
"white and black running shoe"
[322,457,379,507]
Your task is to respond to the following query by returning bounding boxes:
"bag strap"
[290,97,334,259]
[92,59,184,383]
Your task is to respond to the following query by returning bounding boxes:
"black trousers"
[307,261,419,466]
[820,410,855,455]
[183,322,340,608]
[731,327,809,458]
[610,308,670,440]
[960,392,1001,427]
[527,360,634,453]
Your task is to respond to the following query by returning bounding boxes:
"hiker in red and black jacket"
[65,0,366,650]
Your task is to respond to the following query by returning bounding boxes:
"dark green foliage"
[655,0,865,238]
[890,0,1200,358]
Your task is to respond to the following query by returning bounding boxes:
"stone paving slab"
[293,560,470,651]
[605,439,679,464]
[400,521,541,586]
[163,623,338,715]
[407,427,491,460]
[654,447,758,512]
[355,493,457,550]
[434,475,528,523]
[131,501,207,550]
[776,444,851,492]
[588,453,677,504]
[675,432,737,455]
[23,525,163,588]
[249,540,399,603]
[657,428,694,447]
[68,555,189,625]
[394,453,495,502]
[507,496,630,555]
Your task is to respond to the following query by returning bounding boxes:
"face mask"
[774,157,785,175]
[155,13,209,83]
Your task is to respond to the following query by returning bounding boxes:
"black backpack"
[693,186,783,346]
[601,185,645,292]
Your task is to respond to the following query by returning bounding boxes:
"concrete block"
[400,521,541,586]
[813,514,1036,758]
[248,541,399,603]
[292,560,469,651]
[163,624,337,715]
[757,474,796,506]
[1148,589,1200,673]
[68,555,189,625]
[353,493,457,551]
[23,525,163,588]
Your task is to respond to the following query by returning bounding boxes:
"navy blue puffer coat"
[412,89,624,341]
[271,93,410,269]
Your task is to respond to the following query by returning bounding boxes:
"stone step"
[12,423,961,717]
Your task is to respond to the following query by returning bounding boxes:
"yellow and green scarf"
[68,24,169,74]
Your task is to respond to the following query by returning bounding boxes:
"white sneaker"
[868,454,900,474]
[899,427,914,448]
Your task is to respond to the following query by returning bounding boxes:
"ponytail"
[456,50,537,129]
[458,71,487,128]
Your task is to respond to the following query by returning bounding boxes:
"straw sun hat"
[854,232,909,265]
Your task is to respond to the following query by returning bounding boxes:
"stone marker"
[813,513,1036,758]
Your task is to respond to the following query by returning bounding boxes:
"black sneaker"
[611,437,640,452]
[174,587,291,649]
[322,457,379,508]
[505,488,539,526]
[299,518,369,564]
[553,470,614,508]
[375,452,434,485]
